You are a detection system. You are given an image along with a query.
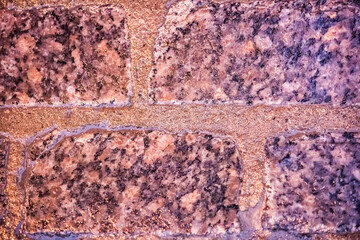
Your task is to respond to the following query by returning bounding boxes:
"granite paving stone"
[263,131,360,234]
[0,5,131,106]
[24,128,243,235]
[149,0,360,105]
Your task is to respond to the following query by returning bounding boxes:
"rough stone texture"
[0,136,9,224]
[25,128,243,235]
[0,0,359,239]
[149,0,360,105]
[263,131,360,234]
[0,5,131,106]
[26,127,61,163]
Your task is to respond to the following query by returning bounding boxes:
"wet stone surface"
[149,0,360,105]
[24,129,243,235]
[0,136,9,224]
[263,131,360,234]
[0,5,131,106]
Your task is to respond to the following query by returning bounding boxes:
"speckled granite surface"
[149,0,360,105]
[0,0,359,239]
[24,128,243,235]
[0,136,9,224]
[0,5,131,106]
[263,131,360,234]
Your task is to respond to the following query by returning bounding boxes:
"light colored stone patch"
[263,131,360,234]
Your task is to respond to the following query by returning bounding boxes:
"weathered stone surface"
[149,0,360,105]
[25,128,243,235]
[0,136,9,224]
[263,131,360,234]
[0,5,131,106]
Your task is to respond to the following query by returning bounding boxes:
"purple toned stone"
[149,0,360,105]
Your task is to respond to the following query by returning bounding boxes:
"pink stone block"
[24,128,243,235]
[0,5,131,106]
